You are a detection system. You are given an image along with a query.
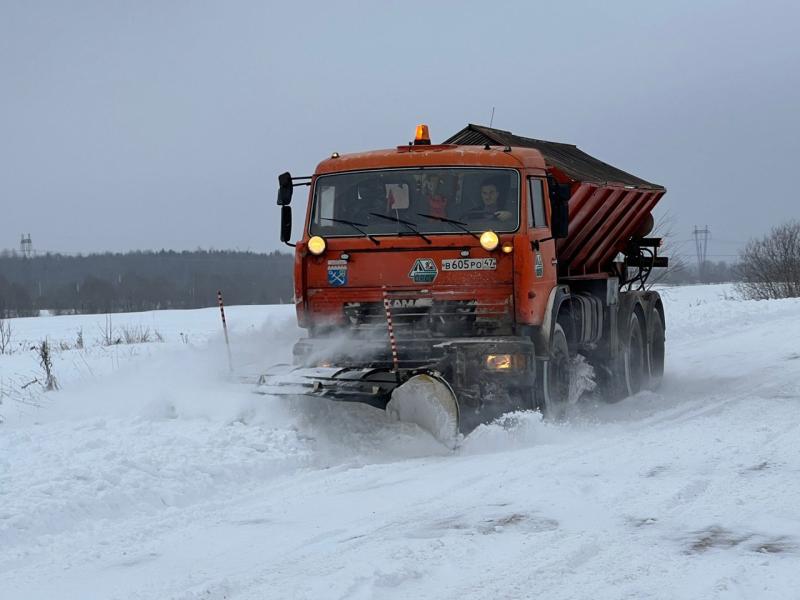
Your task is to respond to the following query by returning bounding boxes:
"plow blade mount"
[257,365,460,448]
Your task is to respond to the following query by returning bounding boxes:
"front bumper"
[292,335,536,431]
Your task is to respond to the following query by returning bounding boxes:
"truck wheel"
[541,323,571,420]
[646,309,665,390]
[621,310,646,396]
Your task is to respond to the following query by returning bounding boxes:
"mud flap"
[386,373,460,449]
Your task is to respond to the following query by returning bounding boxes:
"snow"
[2,284,799,599]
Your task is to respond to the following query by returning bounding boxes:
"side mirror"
[280,205,292,243]
[548,180,570,239]
[277,171,293,206]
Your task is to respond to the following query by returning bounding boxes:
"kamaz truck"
[262,124,667,444]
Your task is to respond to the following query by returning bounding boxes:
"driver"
[478,181,512,222]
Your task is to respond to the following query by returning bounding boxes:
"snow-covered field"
[1,284,799,600]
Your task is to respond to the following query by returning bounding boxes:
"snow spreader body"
[266,124,668,442]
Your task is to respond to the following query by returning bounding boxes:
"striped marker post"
[382,286,400,371]
[217,290,233,373]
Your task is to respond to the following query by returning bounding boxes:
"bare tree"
[735,221,800,300]
[38,340,59,391]
[0,318,11,354]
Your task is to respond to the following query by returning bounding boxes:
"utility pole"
[20,233,32,258]
[693,225,710,283]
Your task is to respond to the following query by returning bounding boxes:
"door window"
[528,178,547,228]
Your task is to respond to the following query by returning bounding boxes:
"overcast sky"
[1,0,798,261]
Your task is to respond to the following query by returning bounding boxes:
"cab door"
[525,177,557,324]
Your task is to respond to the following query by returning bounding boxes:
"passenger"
[424,175,448,218]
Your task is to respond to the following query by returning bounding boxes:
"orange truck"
[265,124,667,441]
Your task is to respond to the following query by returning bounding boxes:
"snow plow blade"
[386,373,460,449]
[256,365,460,447]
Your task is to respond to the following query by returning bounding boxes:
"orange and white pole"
[382,286,400,371]
[217,290,233,373]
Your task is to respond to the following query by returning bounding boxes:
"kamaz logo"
[390,298,433,308]
[392,299,416,308]
[409,258,438,283]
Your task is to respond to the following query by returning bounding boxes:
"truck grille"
[343,297,514,338]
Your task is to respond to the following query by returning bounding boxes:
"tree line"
[0,250,293,317]
[3,220,796,318]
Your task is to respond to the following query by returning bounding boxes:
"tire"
[621,310,646,396]
[541,323,571,420]
[646,308,665,390]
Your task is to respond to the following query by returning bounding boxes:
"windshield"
[309,168,520,237]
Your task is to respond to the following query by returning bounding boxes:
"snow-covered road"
[2,285,799,599]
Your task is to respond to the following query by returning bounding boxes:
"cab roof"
[315,143,547,176]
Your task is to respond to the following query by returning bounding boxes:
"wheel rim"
[544,327,570,418]
[625,313,645,394]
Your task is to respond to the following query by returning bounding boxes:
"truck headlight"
[485,353,525,371]
[308,236,326,255]
[480,230,499,251]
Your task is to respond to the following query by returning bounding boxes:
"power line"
[674,238,745,245]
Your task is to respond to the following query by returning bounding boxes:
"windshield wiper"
[320,217,380,245]
[416,213,480,240]
[369,212,432,244]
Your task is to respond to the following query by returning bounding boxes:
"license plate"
[441,258,497,271]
